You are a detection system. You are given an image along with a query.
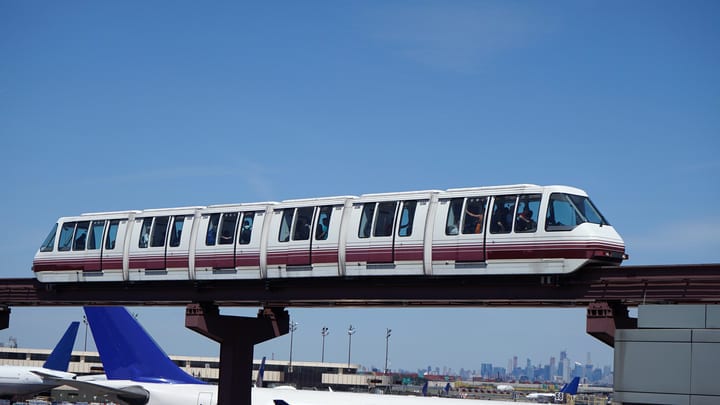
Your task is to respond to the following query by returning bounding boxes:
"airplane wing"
[30,370,149,405]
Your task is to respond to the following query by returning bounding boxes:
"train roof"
[357,190,441,202]
[280,195,357,205]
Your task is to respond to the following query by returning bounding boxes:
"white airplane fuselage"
[0,366,74,398]
[83,380,522,405]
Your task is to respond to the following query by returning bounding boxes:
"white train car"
[33,185,626,282]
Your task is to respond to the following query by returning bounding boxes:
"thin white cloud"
[366,4,545,72]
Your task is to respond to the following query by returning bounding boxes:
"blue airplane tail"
[560,377,580,395]
[43,321,80,371]
[83,306,205,384]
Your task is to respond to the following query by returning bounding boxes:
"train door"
[165,214,191,271]
[196,212,238,269]
[346,201,398,264]
[273,206,314,267]
[486,195,518,260]
[235,212,261,269]
[310,205,339,266]
[131,216,171,270]
[99,219,124,274]
[432,196,487,265]
[393,200,424,262]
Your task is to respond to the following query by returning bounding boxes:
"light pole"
[321,326,329,363]
[347,324,356,368]
[82,315,88,352]
[289,321,298,373]
[384,328,392,374]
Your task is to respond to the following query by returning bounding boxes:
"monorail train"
[32,184,627,282]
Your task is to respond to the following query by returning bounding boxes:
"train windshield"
[546,193,609,231]
[40,224,58,252]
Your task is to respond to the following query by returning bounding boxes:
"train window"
[445,198,463,235]
[239,213,254,244]
[293,207,313,241]
[462,197,487,234]
[150,216,170,247]
[206,214,220,245]
[139,218,152,248]
[105,220,119,250]
[359,203,375,238]
[315,206,332,241]
[40,223,58,252]
[58,222,75,251]
[398,201,417,237]
[515,194,541,233]
[546,193,608,231]
[490,196,516,234]
[568,194,608,225]
[73,221,90,251]
[374,202,397,237]
[219,213,238,245]
[87,220,106,250]
[169,216,185,247]
[279,209,293,242]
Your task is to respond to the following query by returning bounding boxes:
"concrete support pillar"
[186,303,289,405]
[586,301,637,347]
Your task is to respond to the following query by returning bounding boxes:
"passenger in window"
[317,216,329,240]
[464,208,484,234]
[516,206,535,232]
[240,219,252,244]
[491,204,510,233]
[295,216,310,240]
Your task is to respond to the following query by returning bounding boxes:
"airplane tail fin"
[256,356,266,387]
[561,376,580,395]
[83,306,205,385]
[43,321,80,371]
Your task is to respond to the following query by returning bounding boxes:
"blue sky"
[1,1,718,374]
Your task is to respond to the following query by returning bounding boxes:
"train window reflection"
[359,203,375,238]
[87,220,105,250]
[219,213,237,245]
[239,213,254,244]
[169,216,184,247]
[40,223,57,252]
[105,220,119,250]
[206,214,220,245]
[73,221,90,251]
[374,202,397,237]
[445,198,462,235]
[315,206,332,240]
[151,216,169,247]
[139,218,152,248]
[398,201,417,237]
[279,209,293,242]
[293,207,313,241]
[58,223,75,251]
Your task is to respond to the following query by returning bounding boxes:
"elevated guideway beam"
[0,264,718,307]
